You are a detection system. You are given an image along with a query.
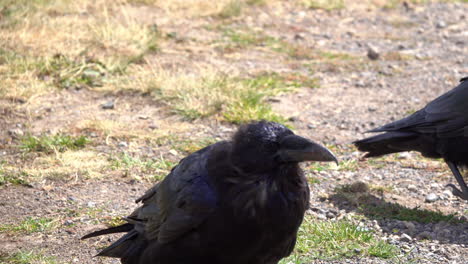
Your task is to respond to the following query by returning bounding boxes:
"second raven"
[355,77,468,200]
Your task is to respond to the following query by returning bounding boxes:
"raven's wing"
[127,143,221,244]
[370,78,468,138]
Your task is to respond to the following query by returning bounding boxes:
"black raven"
[354,77,468,200]
[83,121,337,264]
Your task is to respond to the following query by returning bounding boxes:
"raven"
[82,121,337,264]
[354,77,468,200]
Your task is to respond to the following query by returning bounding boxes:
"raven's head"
[230,121,337,173]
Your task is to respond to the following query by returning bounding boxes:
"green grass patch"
[144,70,306,123]
[36,54,107,89]
[221,28,275,49]
[280,217,399,262]
[173,137,218,154]
[0,217,57,234]
[0,250,57,264]
[0,0,52,28]
[302,0,345,11]
[218,0,243,19]
[309,159,354,172]
[0,164,29,185]
[109,153,176,181]
[20,134,89,153]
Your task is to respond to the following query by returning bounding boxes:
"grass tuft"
[109,153,176,181]
[37,54,107,89]
[135,67,302,123]
[281,216,399,262]
[0,217,57,234]
[302,0,345,11]
[20,134,89,153]
[218,0,243,19]
[0,250,57,264]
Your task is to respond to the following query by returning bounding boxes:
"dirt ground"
[0,1,467,263]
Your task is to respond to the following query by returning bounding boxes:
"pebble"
[400,233,412,242]
[118,141,128,148]
[436,21,446,28]
[425,193,439,203]
[101,101,115,110]
[407,184,418,192]
[8,128,24,138]
[397,152,411,159]
[87,201,96,208]
[326,212,336,219]
[367,45,380,60]
[317,214,327,220]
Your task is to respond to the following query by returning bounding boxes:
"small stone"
[8,128,24,138]
[397,152,411,159]
[317,214,327,220]
[354,248,362,254]
[138,115,149,120]
[294,33,305,40]
[87,201,96,208]
[326,212,336,219]
[307,124,315,129]
[89,132,98,138]
[101,101,115,110]
[436,21,446,29]
[356,226,370,232]
[64,220,74,226]
[425,193,439,203]
[355,81,365,87]
[407,184,418,192]
[118,141,128,148]
[149,124,158,130]
[400,233,412,242]
[367,46,380,60]
[442,189,452,197]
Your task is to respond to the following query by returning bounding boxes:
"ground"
[0,0,467,263]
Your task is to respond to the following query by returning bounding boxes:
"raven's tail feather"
[82,223,147,263]
[81,223,134,239]
[353,131,418,157]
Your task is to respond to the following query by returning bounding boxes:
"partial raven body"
[354,77,468,200]
[83,121,337,264]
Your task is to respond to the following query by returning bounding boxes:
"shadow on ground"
[329,182,468,245]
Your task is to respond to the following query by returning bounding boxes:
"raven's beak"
[279,135,338,164]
